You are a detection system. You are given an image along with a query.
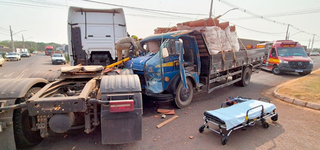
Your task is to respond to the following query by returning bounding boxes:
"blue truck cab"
[126,30,199,108]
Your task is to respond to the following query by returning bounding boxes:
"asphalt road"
[0,53,64,79]
[2,55,320,150]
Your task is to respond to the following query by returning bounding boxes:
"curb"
[272,68,320,111]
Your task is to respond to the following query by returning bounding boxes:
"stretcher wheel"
[221,136,228,145]
[271,114,278,121]
[262,121,269,128]
[199,125,205,133]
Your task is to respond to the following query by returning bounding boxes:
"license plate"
[295,69,303,72]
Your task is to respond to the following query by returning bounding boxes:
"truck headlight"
[310,59,313,64]
[280,60,288,63]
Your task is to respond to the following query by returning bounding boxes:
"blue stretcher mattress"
[204,100,276,130]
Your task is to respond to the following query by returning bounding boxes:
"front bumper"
[143,92,174,102]
[6,57,18,61]
[52,60,66,64]
[278,62,313,73]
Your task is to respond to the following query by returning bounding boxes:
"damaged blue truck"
[0,7,267,150]
[127,30,266,108]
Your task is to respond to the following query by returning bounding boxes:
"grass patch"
[277,72,320,104]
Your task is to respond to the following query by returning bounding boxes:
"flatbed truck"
[126,30,267,108]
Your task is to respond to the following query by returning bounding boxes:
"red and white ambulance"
[257,40,313,75]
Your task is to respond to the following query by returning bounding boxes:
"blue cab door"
[176,41,188,89]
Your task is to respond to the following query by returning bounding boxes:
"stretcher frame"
[199,97,278,145]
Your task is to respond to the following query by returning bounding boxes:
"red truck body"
[45,46,54,56]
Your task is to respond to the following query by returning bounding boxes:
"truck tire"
[238,67,252,87]
[272,66,281,75]
[13,87,43,148]
[174,78,194,108]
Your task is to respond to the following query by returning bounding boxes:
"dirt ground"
[277,69,320,104]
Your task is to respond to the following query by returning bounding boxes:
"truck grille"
[288,61,309,69]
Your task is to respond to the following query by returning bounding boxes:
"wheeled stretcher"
[199,97,278,145]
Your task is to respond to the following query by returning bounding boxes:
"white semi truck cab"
[68,7,127,66]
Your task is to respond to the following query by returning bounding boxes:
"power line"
[0,32,9,36]
[0,0,66,9]
[0,27,9,31]
[80,0,209,16]
[1,0,317,43]
[227,7,320,20]
[216,0,318,37]
[25,0,67,7]
[0,0,53,8]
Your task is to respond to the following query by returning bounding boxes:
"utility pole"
[22,34,25,50]
[285,24,290,40]
[209,0,213,18]
[9,25,15,52]
[310,34,315,53]
[308,39,311,50]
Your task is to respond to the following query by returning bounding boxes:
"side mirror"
[162,47,169,58]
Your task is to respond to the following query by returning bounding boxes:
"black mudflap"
[99,75,143,144]
[71,27,87,65]
[100,108,142,144]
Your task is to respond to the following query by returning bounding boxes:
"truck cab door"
[268,48,278,69]
[176,40,188,89]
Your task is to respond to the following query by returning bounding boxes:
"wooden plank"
[156,115,178,129]
[157,109,175,115]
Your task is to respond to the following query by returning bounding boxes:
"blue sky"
[0,0,320,48]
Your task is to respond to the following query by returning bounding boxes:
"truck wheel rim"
[180,86,190,102]
[273,68,280,74]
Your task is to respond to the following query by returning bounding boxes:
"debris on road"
[157,109,175,115]
[156,115,178,128]
[161,114,166,119]
[189,136,194,139]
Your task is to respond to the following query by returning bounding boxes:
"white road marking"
[4,73,13,78]
[16,68,28,79]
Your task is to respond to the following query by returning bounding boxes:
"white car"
[51,54,66,65]
[0,55,4,66]
[6,52,21,61]
[21,51,31,57]
[310,52,320,56]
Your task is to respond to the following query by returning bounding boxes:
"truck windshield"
[145,50,163,93]
[144,39,177,94]
[277,47,308,57]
